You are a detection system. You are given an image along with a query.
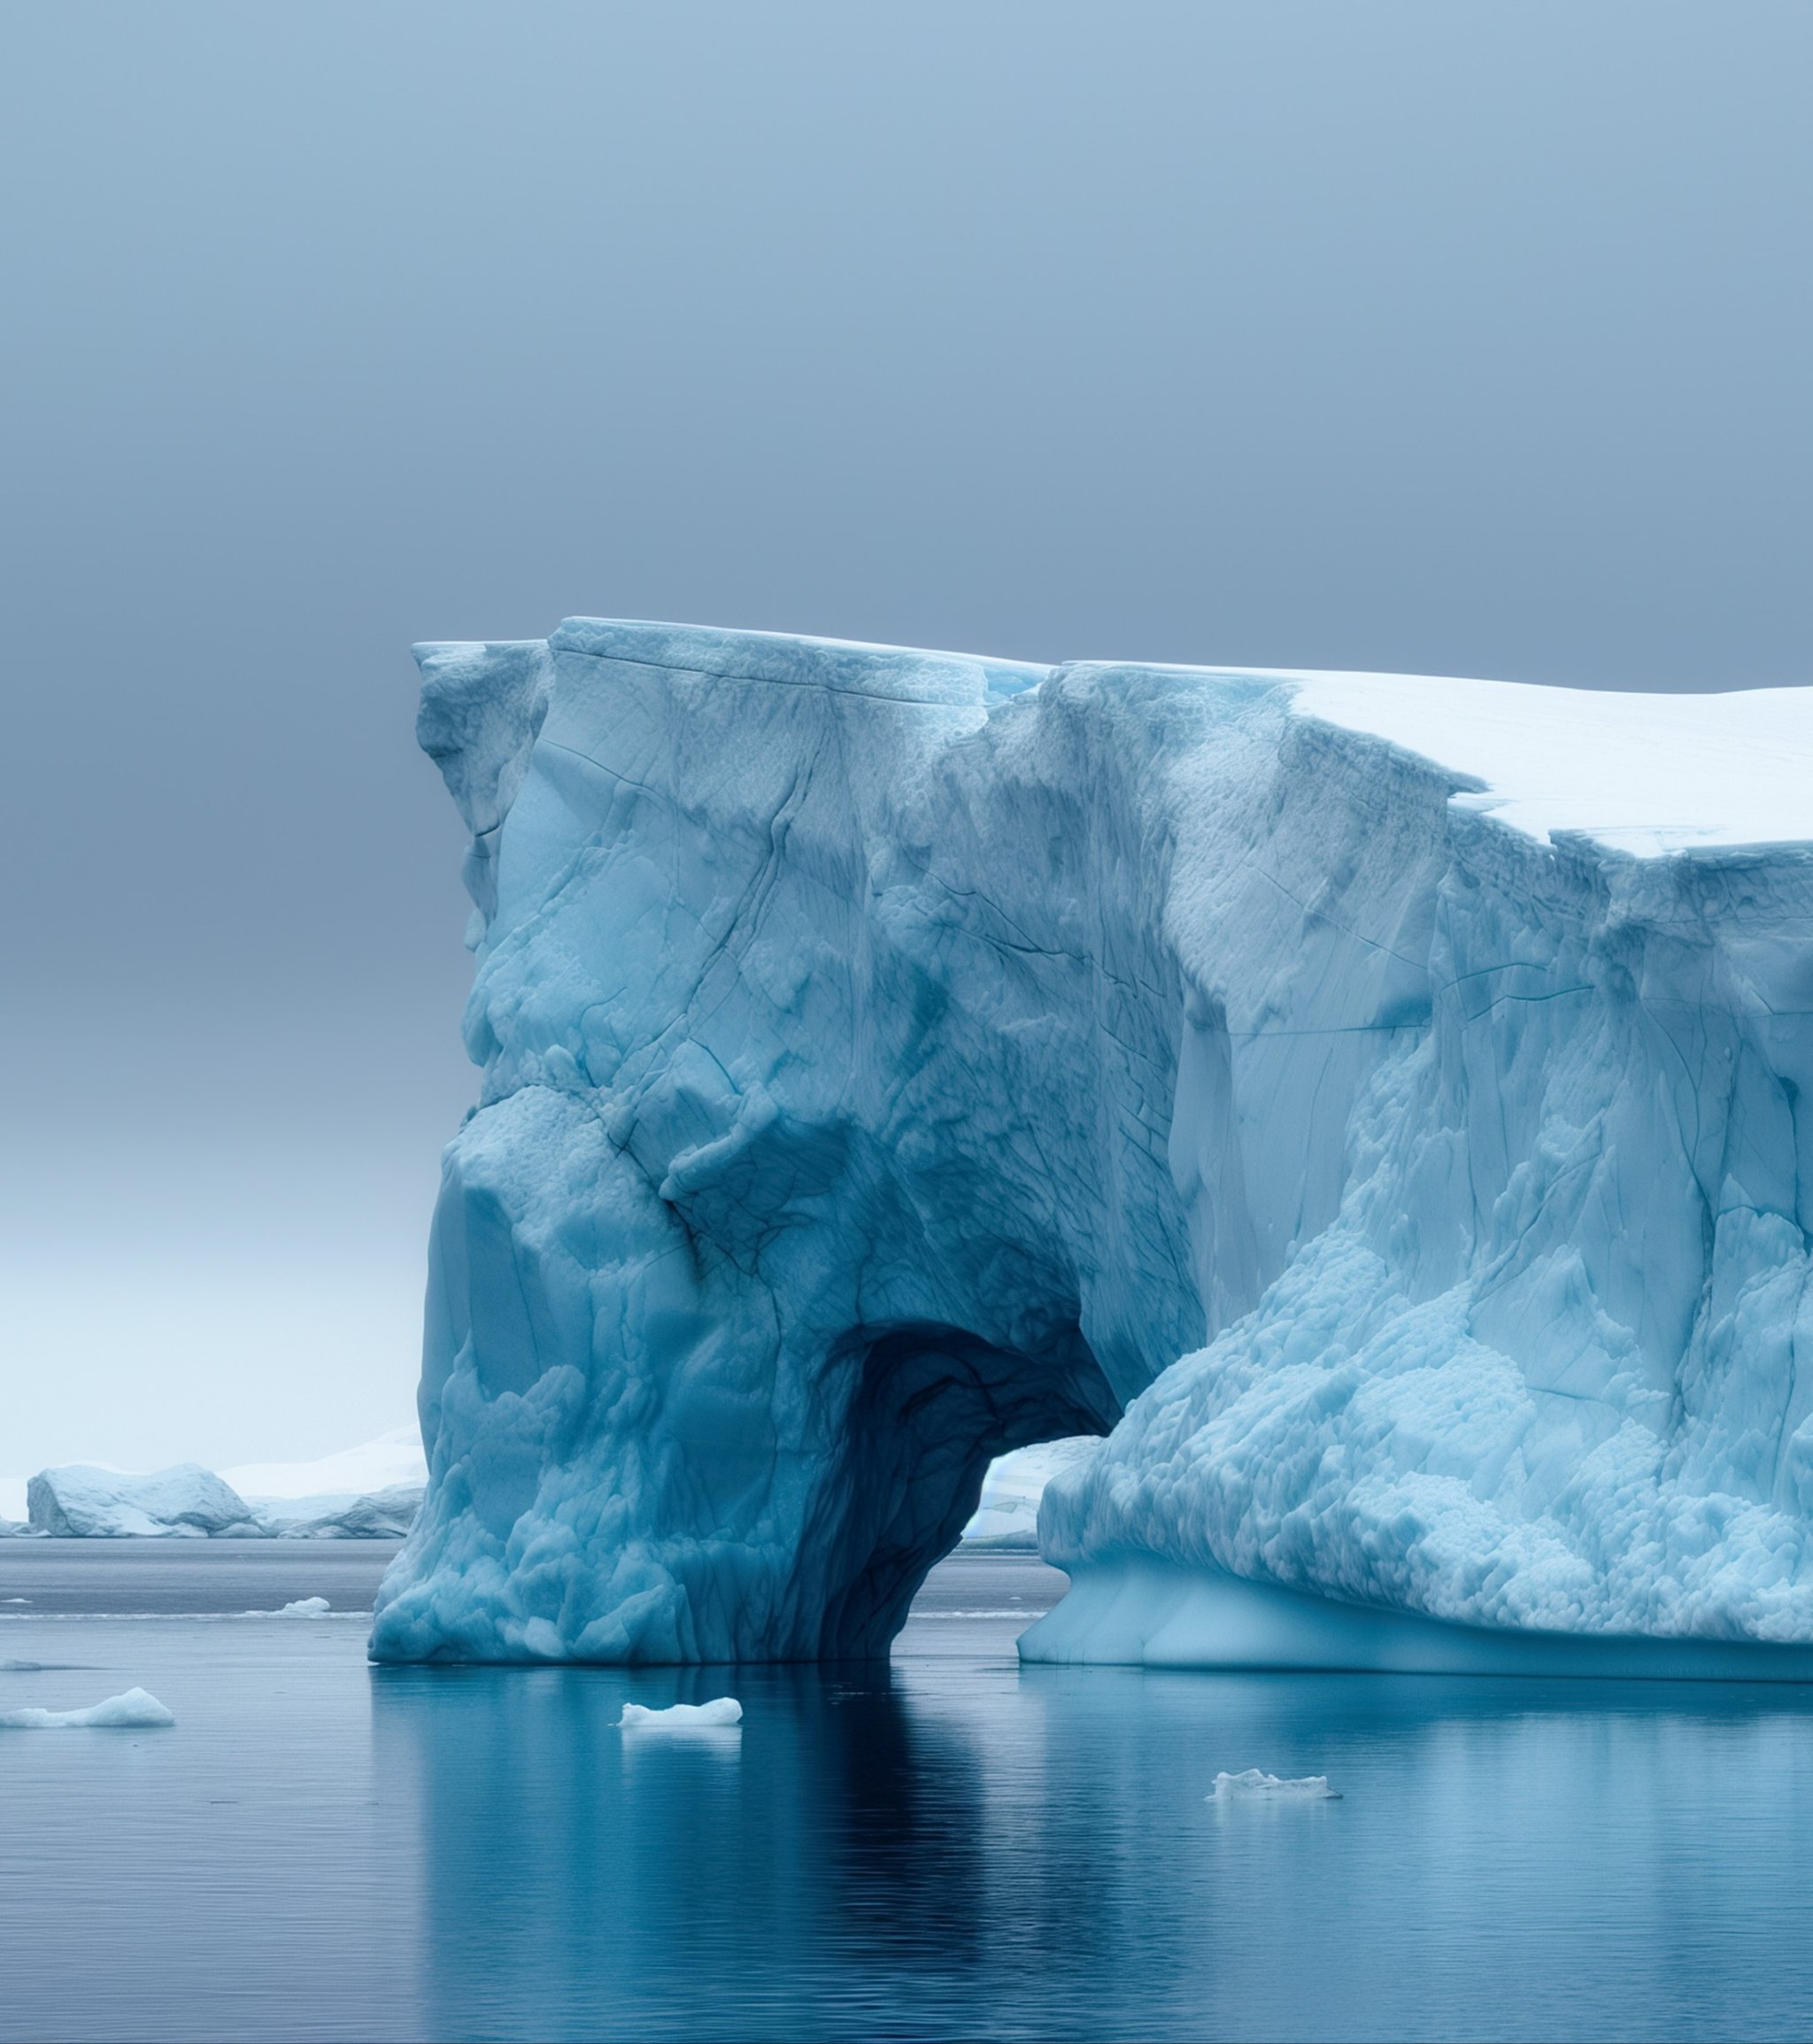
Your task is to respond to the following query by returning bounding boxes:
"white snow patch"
[1280,669,1813,856]
[223,1426,425,1502]
[1209,1769,1338,1801]
[0,1686,174,1729]
[616,1698,743,1730]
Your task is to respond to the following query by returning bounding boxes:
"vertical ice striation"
[372,623,1813,1670]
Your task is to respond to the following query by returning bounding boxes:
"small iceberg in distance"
[0,1687,174,1730]
[1209,1769,1339,1801]
[279,1597,330,1618]
[617,1698,743,1730]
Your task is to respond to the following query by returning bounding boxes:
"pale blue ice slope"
[373,621,1813,1671]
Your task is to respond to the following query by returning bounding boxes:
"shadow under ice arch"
[371,619,1813,1670]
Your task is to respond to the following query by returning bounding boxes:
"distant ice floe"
[0,1686,174,1730]
[1209,1769,1339,1801]
[22,1432,425,1540]
[617,1699,743,1730]
[28,1464,263,1539]
[278,1597,331,1617]
[961,1438,1103,1550]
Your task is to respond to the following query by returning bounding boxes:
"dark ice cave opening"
[803,1321,1119,1658]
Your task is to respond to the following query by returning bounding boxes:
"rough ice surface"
[28,1465,264,1539]
[616,1698,744,1729]
[373,619,1813,1670]
[0,1687,174,1730]
[961,1439,1102,1548]
[1209,1769,1338,1801]
[20,1438,423,1542]
[255,1485,424,1540]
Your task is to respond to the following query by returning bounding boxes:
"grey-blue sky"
[3,2,1809,1472]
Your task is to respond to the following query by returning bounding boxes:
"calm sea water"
[2,1546,1812,2042]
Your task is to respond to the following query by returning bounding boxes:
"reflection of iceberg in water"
[371,1662,999,2040]
[367,1644,1813,2040]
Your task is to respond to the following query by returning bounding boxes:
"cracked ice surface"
[372,620,1813,1667]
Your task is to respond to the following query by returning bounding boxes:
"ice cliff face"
[372,621,1813,1669]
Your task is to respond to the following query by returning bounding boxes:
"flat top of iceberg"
[1272,669,1813,857]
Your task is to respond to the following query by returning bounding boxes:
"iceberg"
[228,1428,427,1538]
[961,1438,1102,1548]
[0,1687,174,1730]
[372,621,1813,1672]
[254,1484,424,1540]
[28,1464,265,1539]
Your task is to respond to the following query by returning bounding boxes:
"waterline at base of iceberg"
[1019,1557,1813,1679]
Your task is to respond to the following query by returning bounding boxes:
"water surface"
[2,1548,1810,2040]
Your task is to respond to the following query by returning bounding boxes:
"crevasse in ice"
[370,621,1813,1672]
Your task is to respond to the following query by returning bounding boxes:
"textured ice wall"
[373,621,1813,1665]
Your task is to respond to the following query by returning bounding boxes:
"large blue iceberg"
[371,621,1813,1674]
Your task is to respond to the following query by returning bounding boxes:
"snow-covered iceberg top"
[371,620,1813,1668]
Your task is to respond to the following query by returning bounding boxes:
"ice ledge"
[1019,1558,1813,1680]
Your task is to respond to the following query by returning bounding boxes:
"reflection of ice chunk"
[0,1686,174,1729]
[961,1439,1102,1548]
[1210,1769,1338,1801]
[617,1699,743,1729]
[28,1464,263,1539]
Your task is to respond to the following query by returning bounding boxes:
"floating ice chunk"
[0,1660,48,1671]
[0,1686,174,1729]
[1209,1769,1338,1801]
[278,1597,330,1617]
[616,1698,743,1730]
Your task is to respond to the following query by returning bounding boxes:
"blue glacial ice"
[370,621,1813,1673]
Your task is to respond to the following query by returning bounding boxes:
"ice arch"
[371,620,1813,1669]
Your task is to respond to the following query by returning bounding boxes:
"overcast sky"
[4,2,1810,1476]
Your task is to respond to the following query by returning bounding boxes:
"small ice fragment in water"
[0,1659,47,1671]
[278,1597,330,1617]
[1209,1768,1339,1800]
[0,1686,174,1729]
[617,1698,743,1729]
